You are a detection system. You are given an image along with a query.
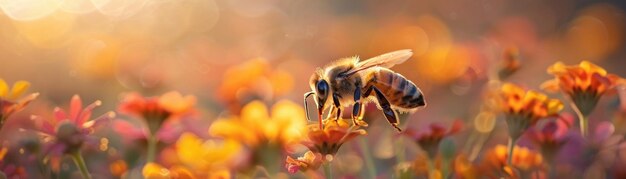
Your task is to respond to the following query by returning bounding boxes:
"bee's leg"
[352,85,368,127]
[332,93,342,121]
[326,105,335,119]
[372,87,401,132]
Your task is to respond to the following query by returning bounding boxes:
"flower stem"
[572,105,588,137]
[506,137,518,166]
[323,162,333,179]
[0,115,7,132]
[146,135,158,163]
[359,138,377,178]
[70,151,92,179]
[426,157,436,179]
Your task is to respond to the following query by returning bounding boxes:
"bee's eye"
[316,80,329,96]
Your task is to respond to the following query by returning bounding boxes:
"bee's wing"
[344,49,413,76]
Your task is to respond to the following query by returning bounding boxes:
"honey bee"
[304,49,426,132]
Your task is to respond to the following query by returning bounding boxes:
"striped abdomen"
[367,68,426,109]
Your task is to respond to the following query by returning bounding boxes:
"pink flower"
[33,95,115,157]
[403,120,463,158]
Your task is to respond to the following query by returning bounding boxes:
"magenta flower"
[528,114,573,162]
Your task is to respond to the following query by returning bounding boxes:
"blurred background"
[1,0,626,178]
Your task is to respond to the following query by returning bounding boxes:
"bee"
[304,49,426,132]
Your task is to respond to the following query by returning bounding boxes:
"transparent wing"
[344,49,413,76]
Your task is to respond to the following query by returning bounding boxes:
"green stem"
[323,162,332,179]
[70,151,92,179]
[359,138,377,178]
[146,135,158,163]
[396,137,406,164]
[506,137,518,166]
[573,105,588,137]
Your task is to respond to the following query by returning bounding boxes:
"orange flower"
[542,61,623,136]
[302,118,366,156]
[285,151,323,173]
[499,83,563,140]
[500,83,564,123]
[118,91,196,134]
[498,47,521,79]
[542,61,623,116]
[0,79,38,128]
[217,58,294,113]
[481,145,543,178]
[498,83,562,166]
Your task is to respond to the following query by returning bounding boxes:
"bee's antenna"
[304,91,315,122]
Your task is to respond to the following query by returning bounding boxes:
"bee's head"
[314,79,329,109]
[308,71,330,122]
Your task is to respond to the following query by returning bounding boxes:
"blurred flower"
[32,95,114,178]
[109,159,128,177]
[34,95,115,156]
[302,118,366,157]
[454,154,477,179]
[142,163,195,179]
[174,132,241,177]
[499,83,563,162]
[285,151,323,174]
[403,120,462,158]
[528,115,573,163]
[481,145,543,178]
[498,83,562,166]
[209,100,306,172]
[0,79,38,128]
[119,91,196,135]
[119,91,196,163]
[542,61,623,136]
[0,147,27,178]
[542,61,623,116]
[217,58,294,113]
[209,100,306,149]
[498,47,521,80]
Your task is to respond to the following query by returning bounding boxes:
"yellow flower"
[302,118,366,156]
[209,100,307,149]
[175,132,241,176]
[0,79,38,125]
[542,61,623,116]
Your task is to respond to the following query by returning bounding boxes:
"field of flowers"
[1,0,626,178]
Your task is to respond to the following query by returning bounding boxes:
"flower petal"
[0,79,8,98]
[69,95,82,121]
[9,80,30,100]
[142,163,170,178]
